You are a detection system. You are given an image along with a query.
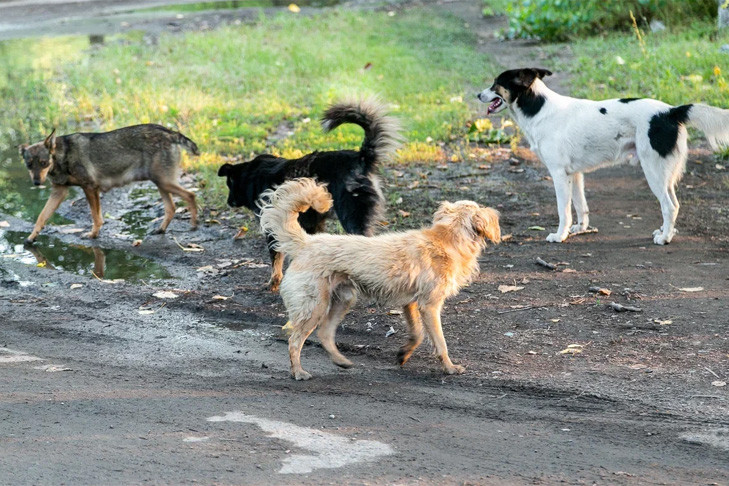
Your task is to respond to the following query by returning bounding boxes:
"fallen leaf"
[528,226,546,231]
[36,262,46,268]
[70,284,84,290]
[654,319,672,325]
[498,285,524,293]
[558,344,584,355]
[234,226,248,239]
[562,268,577,273]
[0,221,9,228]
[59,227,84,234]
[385,326,397,337]
[288,3,300,12]
[132,239,142,247]
[407,180,420,189]
[388,309,403,315]
[362,62,373,71]
[153,291,179,299]
[212,295,229,301]
[138,309,155,315]
[679,287,704,292]
[398,210,410,218]
[712,380,726,387]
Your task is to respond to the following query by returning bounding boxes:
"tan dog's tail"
[259,178,333,257]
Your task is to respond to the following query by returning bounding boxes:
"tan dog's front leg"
[26,185,69,244]
[82,187,103,239]
[397,302,424,366]
[420,301,465,375]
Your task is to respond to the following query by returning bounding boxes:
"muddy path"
[1,1,728,484]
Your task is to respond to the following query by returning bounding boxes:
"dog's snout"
[33,179,41,186]
[476,92,482,101]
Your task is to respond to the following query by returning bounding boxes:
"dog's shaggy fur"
[259,178,501,380]
[218,98,401,291]
[478,68,729,245]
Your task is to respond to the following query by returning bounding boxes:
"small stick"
[610,302,642,312]
[535,257,556,270]
[704,366,721,379]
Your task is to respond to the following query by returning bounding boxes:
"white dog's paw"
[652,229,662,237]
[546,232,568,243]
[569,224,587,234]
[653,234,668,245]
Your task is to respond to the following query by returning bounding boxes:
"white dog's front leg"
[546,169,573,243]
[570,172,589,233]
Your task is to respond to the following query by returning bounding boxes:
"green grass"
[0,9,495,207]
[564,22,729,107]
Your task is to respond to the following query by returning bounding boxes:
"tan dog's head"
[19,129,57,186]
[433,200,501,244]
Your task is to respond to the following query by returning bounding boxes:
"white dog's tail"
[258,178,333,257]
[686,103,729,150]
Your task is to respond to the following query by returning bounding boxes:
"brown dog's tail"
[321,97,402,173]
[173,131,200,156]
[259,178,333,257]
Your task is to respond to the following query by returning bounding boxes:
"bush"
[492,0,717,41]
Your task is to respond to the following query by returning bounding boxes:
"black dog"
[218,98,401,291]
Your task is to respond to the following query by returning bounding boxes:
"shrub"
[489,0,717,41]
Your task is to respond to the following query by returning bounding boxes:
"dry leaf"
[558,344,583,355]
[132,239,142,247]
[153,291,179,299]
[70,284,84,290]
[679,287,704,292]
[388,309,403,315]
[498,285,524,293]
[212,295,229,301]
[654,319,672,325]
[712,380,726,387]
[398,210,410,218]
[0,221,9,228]
[234,226,248,239]
[36,262,46,268]
[59,227,84,234]
[288,3,300,12]
[528,226,546,231]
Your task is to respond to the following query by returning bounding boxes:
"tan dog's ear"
[44,129,57,154]
[472,207,501,243]
[18,143,28,156]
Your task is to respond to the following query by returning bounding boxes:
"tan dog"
[259,178,501,380]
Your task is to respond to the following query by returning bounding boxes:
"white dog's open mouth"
[487,97,503,114]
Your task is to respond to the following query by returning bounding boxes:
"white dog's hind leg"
[546,169,573,243]
[317,284,357,369]
[653,187,679,245]
[569,172,590,233]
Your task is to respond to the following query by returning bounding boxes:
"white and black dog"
[478,68,729,245]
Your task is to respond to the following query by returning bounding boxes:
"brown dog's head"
[19,129,57,186]
[433,200,501,244]
[477,68,552,115]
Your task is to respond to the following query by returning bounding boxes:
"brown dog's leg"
[397,301,424,366]
[163,182,198,230]
[153,187,176,234]
[26,185,69,244]
[420,301,465,375]
[267,250,284,292]
[81,187,103,239]
[317,284,356,368]
[91,247,105,279]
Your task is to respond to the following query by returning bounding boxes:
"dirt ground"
[1,1,728,484]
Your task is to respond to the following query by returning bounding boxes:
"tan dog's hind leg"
[26,185,69,244]
[153,187,176,234]
[397,302,424,366]
[420,301,465,375]
[82,187,103,239]
[288,279,331,380]
[317,284,356,368]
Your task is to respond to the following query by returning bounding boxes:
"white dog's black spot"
[619,98,641,103]
[647,104,693,157]
[599,107,607,114]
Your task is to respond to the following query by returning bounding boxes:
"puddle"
[0,230,171,282]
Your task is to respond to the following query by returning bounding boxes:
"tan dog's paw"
[82,231,99,239]
[292,369,312,381]
[332,356,353,368]
[443,364,466,375]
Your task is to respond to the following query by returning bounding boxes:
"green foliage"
[466,118,514,145]
[499,0,716,41]
[568,25,729,108]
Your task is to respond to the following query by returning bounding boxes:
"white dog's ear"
[515,68,552,87]
[472,207,501,243]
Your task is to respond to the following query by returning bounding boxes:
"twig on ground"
[535,257,556,270]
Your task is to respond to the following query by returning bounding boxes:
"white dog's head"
[477,68,553,115]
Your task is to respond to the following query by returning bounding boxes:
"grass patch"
[0,8,495,207]
[564,21,729,108]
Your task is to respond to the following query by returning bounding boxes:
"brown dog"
[19,124,199,244]
[259,178,501,380]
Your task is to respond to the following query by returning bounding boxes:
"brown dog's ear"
[218,163,233,177]
[472,207,501,244]
[18,143,28,156]
[44,129,57,153]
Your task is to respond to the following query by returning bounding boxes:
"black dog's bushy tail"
[321,98,402,173]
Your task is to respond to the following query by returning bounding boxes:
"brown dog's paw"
[443,364,466,375]
[82,231,99,239]
[24,237,36,246]
[151,227,166,235]
[266,277,281,293]
[292,369,312,381]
